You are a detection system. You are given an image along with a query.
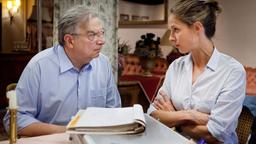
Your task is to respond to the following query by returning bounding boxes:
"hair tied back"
[200,0,222,14]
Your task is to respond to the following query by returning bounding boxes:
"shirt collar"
[81,62,92,72]
[206,48,219,72]
[183,53,192,71]
[182,47,219,72]
[57,45,74,73]
[57,45,93,73]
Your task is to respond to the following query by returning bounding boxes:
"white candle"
[7,90,18,109]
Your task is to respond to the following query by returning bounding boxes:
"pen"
[69,115,80,127]
[197,138,206,144]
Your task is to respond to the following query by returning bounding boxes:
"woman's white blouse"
[148,48,246,143]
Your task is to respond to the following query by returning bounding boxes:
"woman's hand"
[153,90,175,112]
[186,110,209,125]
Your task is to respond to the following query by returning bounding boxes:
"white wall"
[118,0,256,67]
[214,0,256,67]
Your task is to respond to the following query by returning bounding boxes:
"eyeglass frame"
[70,30,105,41]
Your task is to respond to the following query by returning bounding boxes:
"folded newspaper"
[66,104,145,134]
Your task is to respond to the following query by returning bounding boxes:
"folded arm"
[150,91,217,142]
[182,67,246,143]
[150,91,209,126]
[181,124,220,144]
[151,102,218,143]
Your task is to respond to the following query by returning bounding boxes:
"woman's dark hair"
[170,0,222,39]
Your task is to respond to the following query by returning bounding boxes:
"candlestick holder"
[9,109,17,144]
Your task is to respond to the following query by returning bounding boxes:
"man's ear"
[64,34,74,48]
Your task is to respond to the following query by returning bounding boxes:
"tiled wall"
[53,0,118,78]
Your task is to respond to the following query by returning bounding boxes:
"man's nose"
[96,38,105,45]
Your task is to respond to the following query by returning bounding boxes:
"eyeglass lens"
[87,30,105,41]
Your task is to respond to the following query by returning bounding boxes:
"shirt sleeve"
[3,62,41,133]
[207,66,246,142]
[105,57,121,108]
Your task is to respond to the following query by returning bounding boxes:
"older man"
[3,5,121,137]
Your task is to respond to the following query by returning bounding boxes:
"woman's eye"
[173,28,179,32]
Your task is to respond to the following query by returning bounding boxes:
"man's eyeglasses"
[70,30,105,41]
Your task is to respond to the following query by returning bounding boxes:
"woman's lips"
[173,44,179,48]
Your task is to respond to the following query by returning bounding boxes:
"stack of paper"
[66,104,145,134]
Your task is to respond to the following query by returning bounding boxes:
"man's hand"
[153,90,175,112]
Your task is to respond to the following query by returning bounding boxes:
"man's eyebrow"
[87,28,104,31]
[87,30,95,33]
[87,30,104,33]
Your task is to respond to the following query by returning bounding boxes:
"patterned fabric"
[151,58,168,75]
[245,67,256,95]
[236,106,254,144]
[53,0,118,79]
[122,54,143,75]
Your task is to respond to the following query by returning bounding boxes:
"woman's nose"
[169,34,176,44]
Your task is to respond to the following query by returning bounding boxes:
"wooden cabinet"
[0,53,35,109]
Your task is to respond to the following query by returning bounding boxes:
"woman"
[148,0,246,143]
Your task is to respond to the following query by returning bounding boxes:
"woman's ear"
[64,34,74,48]
[192,21,204,34]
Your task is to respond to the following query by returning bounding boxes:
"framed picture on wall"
[119,0,168,26]
[120,14,129,21]
[131,15,140,21]
[141,16,149,21]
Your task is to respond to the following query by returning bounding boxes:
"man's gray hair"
[58,5,99,46]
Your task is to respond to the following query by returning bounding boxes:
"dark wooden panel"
[0,53,35,109]
[0,3,2,52]
[118,81,151,112]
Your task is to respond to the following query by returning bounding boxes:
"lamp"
[6,0,21,24]
[160,29,181,61]
[160,30,184,63]
[28,5,52,22]
[160,29,172,46]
